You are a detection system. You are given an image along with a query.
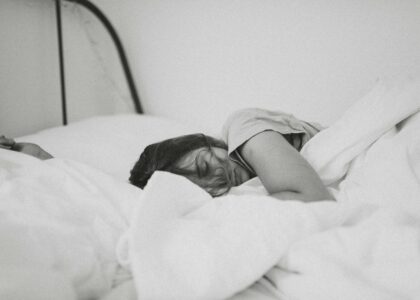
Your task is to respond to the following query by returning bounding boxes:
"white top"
[221,108,322,174]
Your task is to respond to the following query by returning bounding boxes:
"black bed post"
[55,0,144,122]
[55,0,68,125]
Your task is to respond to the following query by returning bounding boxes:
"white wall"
[110,0,420,131]
[2,0,420,136]
[0,0,133,137]
[1,0,59,137]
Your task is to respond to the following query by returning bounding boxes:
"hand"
[0,135,16,150]
[0,135,53,160]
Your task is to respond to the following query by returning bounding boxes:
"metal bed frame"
[54,0,143,125]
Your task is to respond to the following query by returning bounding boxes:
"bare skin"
[239,131,333,202]
[0,135,53,160]
[179,131,333,202]
[176,147,253,195]
[1,131,333,202]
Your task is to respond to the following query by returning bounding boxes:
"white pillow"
[17,114,194,180]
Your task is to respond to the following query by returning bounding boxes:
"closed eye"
[195,155,210,178]
[198,161,210,178]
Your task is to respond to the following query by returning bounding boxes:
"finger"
[0,135,16,146]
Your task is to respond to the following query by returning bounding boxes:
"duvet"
[125,77,420,300]
[0,77,419,300]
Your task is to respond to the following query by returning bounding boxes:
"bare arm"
[0,135,53,160]
[239,131,333,202]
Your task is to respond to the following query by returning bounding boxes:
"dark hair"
[129,133,228,191]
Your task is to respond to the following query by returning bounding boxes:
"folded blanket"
[301,76,420,214]
[301,76,420,186]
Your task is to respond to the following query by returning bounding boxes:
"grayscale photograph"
[1,0,420,299]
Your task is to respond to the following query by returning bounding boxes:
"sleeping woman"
[129,108,333,202]
[1,108,333,202]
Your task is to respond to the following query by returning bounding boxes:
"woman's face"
[175,147,252,196]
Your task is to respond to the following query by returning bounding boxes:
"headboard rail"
[56,0,143,125]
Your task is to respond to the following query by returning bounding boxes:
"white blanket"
[0,151,142,300]
[1,77,419,300]
[265,78,420,300]
[125,77,420,300]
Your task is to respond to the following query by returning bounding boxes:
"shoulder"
[221,107,323,154]
[221,107,296,139]
[221,108,292,154]
[224,107,288,126]
[222,108,288,136]
[221,108,261,141]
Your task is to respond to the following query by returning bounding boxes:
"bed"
[1,76,419,300]
[2,1,420,298]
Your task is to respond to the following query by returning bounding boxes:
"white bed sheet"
[121,77,420,300]
[1,114,195,299]
[1,78,419,300]
[17,114,194,181]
